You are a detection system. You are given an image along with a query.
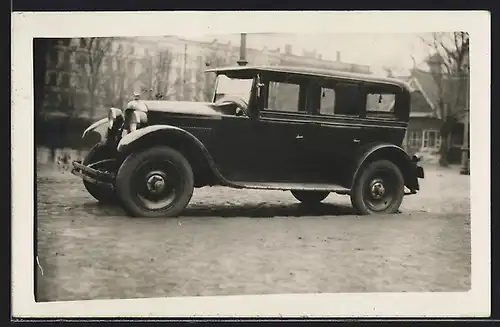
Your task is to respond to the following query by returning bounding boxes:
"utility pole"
[237,33,248,66]
[460,72,470,175]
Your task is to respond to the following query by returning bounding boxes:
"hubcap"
[370,180,385,199]
[132,162,181,212]
[146,173,166,194]
[363,172,395,212]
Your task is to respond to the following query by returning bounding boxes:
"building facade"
[40,35,371,120]
[399,67,469,164]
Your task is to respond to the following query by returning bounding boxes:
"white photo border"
[11,10,491,318]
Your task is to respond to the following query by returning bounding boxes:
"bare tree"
[419,32,469,166]
[75,37,115,118]
[202,46,232,101]
[193,55,207,101]
[154,50,177,100]
[101,44,144,108]
[138,49,181,100]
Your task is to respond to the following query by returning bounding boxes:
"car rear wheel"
[115,146,194,218]
[82,143,117,204]
[350,160,405,215]
[291,190,330,204]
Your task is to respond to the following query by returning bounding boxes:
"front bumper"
[416,165,424,179]
[71,161,116,189]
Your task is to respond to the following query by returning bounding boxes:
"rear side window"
[366,92,396,112]
[364,84,398,119]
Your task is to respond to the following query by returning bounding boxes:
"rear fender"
[350,143,420,192]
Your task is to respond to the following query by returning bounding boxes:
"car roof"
[206,65,411,91]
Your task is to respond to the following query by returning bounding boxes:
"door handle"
[296,134,304,139]
[353,138,360,143]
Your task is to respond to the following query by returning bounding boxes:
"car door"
[256,77,313,182]
[301,81,365,185]
[211,113,307,183]
[210,115,268,182]
[211,75,314,183]
[257,111,312,182]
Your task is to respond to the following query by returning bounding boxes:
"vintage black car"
[72,65,424,217]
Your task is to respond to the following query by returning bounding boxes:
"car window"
[214,74,253,103]
[267,81,300,112]
[319,87,336,115]
[366,92,396,112]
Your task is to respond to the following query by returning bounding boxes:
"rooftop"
[206,65,411,90]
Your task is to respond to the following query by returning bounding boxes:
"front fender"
[117,125,205,153]
[82,117,108,140]
[116,124,251,189]
[350,142,421,191]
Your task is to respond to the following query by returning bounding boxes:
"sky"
[188,33,434,77]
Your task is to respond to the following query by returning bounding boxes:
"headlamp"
[124,109,147,133]
[108,108,123,130]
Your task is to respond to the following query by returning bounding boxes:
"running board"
[227,181,351,194]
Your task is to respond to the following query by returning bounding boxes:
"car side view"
[72,65,424,217]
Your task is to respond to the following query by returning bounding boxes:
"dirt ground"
[35,158,471,302]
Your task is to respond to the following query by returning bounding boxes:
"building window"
[423,130,441,150]
[57,51,65,69]
[48,72,58,86]
[60,91,71,108]
[63,51,72,69]
[48,49,58,69]
[60,73,70,89]
[408,131,422,149]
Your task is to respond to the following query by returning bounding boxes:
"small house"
[400,67,468,164]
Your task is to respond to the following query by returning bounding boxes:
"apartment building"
[41,35,371,119]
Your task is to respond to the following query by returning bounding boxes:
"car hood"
[140,100,222,117]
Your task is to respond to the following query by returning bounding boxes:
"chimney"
[237,33,248,66]
[336,51,341,62]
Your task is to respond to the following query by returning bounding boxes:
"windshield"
[214,74,253,103]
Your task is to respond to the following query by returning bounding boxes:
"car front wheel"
[115,146,194,218]
[82,143,117,204]
[291,190,330,205]
[350,159,405,215]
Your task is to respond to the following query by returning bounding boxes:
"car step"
[231,181,351,194]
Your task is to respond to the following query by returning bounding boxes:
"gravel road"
[35,160,471,302]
